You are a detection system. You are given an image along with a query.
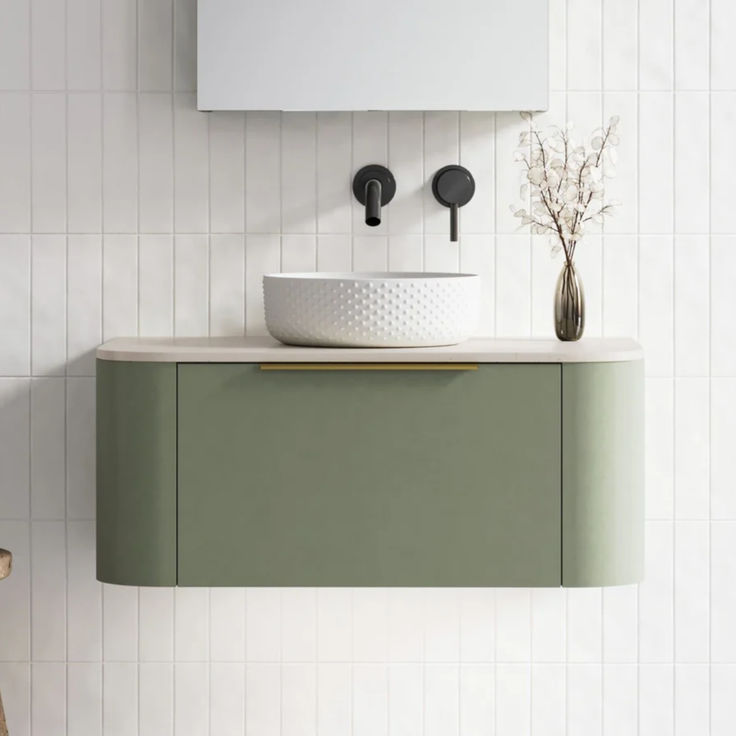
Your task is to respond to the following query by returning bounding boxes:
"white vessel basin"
[263,272,480,348]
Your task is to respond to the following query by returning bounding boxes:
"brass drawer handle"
[259,363,478,371]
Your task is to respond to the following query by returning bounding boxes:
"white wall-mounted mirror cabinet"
[197,0,549,111]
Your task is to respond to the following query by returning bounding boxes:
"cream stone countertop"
[97,336,643,363]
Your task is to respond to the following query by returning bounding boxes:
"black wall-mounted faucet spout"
[353,165,396,227]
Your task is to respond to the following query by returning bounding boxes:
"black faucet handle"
[353,165,396,227]
[432,165,475,242]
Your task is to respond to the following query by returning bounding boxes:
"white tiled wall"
[0,0,733,733]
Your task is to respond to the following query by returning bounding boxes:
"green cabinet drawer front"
[177,363,562,586]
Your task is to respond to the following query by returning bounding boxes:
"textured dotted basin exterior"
[263,273,481,348]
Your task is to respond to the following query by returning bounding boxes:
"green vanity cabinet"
[96,342,644,588]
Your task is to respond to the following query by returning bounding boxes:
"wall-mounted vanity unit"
[197,0,549,111]
[96,337,643,588]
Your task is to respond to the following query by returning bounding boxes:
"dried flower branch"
[511,115,621,265]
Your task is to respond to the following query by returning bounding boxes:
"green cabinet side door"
[177,363,562,586]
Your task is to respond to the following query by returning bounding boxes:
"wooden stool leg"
[0,687,8,736]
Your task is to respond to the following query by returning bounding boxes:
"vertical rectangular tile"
[639,664,674,736]
[67,235,102,375]
[353,235,387,271]
[32,662,66,736]
[32,93,66,233]
[282,664,316,736]
[210,663,246,736]
[31,0,65,90]
[712,237,736,375]
[139,663,174,736]
[674,235,709,375]
[281,588,317,663]
[675,665,709,735]
[0,0,30,89]
[0,522,30,659]
[174,234,208,336]
[423,590,460,663]
[388,112,424,234]
[174,663,209,734]
[102,0,137,90]
[639,0,673,89]
[602,586,638,663]
[0,379,30,517]
[68,663,102,736]
[32,235,66,376]
[388,590,423,663]
[174,93,209,232]
[139,587,174,662]
[602,93,637,233]
[139,0,173,91]
[139,93,174,233]
[567,0,601,90]
[495,664,530,736]
[566,589,602,662]
[531,238,560,338]
[210,588,246,661]
[674,521,709,663]
[245,664,280,736]
[0,664,30,736]
[352,588,388,662]
[674,378,709,519]
[317,235,352,272]
[495,235,531,336]
[245,112,281,233]
[675,0,709,89]
[639,236,674,376]
[31,521,66,660]
[244,234,280,335]
[0,236,30,376]
[281,112,317,234]
[712,522,736,661]
[531,664,564,736]
[66,377,96,519]
[174,587,209,661]
[102,663,138,736]
[68,93,103,233]
[460,665,494,736]
[103,93,138,233]
[711,93,736,234]
[496,589,531,661]
[424,665,459,736]
[603,664,637,736]
[209,112,245,233]
[388,664,422,736]
[317,589,352,662]
[460,589,495,663]
[638,93,673,234]
[531,589,565,663]
[568,665,602,736]
[602,235,637,337]
[67,0,101,90]
[174,0,196,92]
[0,93,31,231]
[645,378,674,518]
[495,112,522,234]
[67,520,102,661]
[548,0,566,90]
[712,0,736,89]
[210,234,245,337]
[103,584,138,661]
[318,664,351,736]
[603,0,637,90]
[246,588,281,662]
[675,93,709,234]
[139,235,174,336]
[388,235,423,273]
[423,112,459,235]
[352,112,389,234]
[712,380,736,518]
[281,234,317,273]
[353,664,388,736]
[712,665,736,736]
[459,112,494,234]
[31,378,65,518]
[639,521,674,662]
[316,112,352,234]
